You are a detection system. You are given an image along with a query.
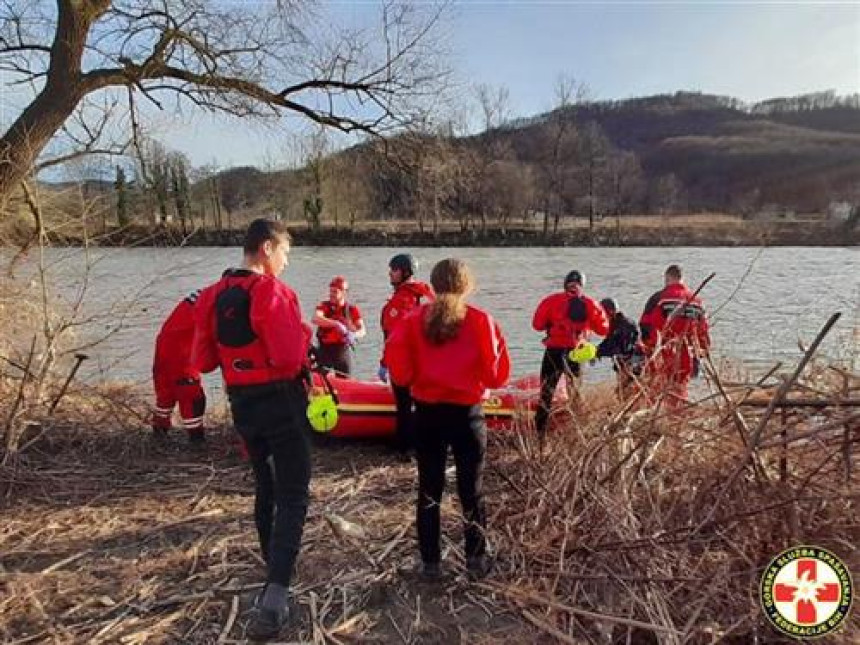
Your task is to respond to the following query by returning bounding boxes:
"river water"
[16,246,860,392]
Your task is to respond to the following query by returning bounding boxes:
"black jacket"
[597,312,640,360]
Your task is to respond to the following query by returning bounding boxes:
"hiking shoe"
[187,428,206,445]
[246,604,289,641]
[239,588,264,613]
[152,426,169,438]
[466,554,493,580]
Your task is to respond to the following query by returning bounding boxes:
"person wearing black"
[192,219,313,640]
[597,298,644,400]
[385,259,510,579]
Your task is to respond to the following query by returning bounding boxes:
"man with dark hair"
[379,253,434,458]
[639,264,711,406]
[532,270,608,439]
[664,264,683,281]
[193,218,312,639]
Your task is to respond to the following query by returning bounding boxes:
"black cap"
[564,270,585,288]
[600,298,618,314]
[389,253,416,278]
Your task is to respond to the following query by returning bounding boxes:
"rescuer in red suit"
[531,270,608,439]
[385,258,510,580]
[312,275,365,375]
[378,253,434,457]
[192,219,313,640]
[151,290,206,443]
[639,264,711,406]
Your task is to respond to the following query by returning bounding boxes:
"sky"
[2,1,859,171]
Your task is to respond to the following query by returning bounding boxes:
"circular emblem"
[389,308,398,318]
[760,545,853,639]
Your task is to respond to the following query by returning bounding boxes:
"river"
[16,246,860,393]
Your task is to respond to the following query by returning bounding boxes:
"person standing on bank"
[597,298,644,400]
[378,253,434,456]
[192,219,313,639]
[639,264,711,406]
[385,258,510,580]
[151,289,207,444]
[531,270,608,439]
[312,276,366,375]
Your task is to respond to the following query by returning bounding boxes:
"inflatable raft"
[310,372,545,438]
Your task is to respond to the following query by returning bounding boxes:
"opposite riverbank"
[22,215,860,247]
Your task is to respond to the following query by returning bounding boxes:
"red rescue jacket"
[639,282,710,376]
[192,269,311,387]
[315,301,363,346]
[380,280,434,339]
[154,291,200,377]
[532,291,609,349]
[385,304,511,405]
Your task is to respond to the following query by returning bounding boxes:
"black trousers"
[392,383,415,453]
[414,401,487,565]
[316,343,352,375]
[535,348,581,437]
[227,379,312,587]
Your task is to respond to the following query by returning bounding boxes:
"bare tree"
[0,0,449,200]
[536,74,589,237]
[577,121,610,233]
[471,83,513,234]
[475,83,511,132]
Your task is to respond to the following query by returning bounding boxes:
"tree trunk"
[432,189,439,238]
[0,0,110,198]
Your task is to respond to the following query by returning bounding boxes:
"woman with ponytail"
[386,258,511,580]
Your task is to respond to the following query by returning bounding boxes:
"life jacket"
[639,282,710,378]
[316,301,361,345]
[532,291,609,349]
[380,280,434,339]
[640,283,709,348]
[193,269,311,386]
[210,269,270,385]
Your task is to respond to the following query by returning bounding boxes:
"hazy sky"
[156,1,860,168]
[3,1,858,171]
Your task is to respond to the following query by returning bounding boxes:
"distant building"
[827,201,855,222]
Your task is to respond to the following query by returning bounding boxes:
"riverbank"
[1,362,858,643]
[25,215,860,247]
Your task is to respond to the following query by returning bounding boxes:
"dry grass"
[0,356,857,644]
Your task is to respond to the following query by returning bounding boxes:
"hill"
[26,91,860,241]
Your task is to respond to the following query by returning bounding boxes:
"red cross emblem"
[772,558,842,625]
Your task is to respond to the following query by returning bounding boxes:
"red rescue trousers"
[152,368,206,434]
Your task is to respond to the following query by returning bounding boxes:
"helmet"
[564,270,585,288]
[329,276,348,291]
[307,394,338,433]
[389,253,416,278]
[600,298,618,314]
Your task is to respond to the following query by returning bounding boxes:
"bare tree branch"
[0,0,449,198]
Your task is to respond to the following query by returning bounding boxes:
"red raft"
[310,372,545,438]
